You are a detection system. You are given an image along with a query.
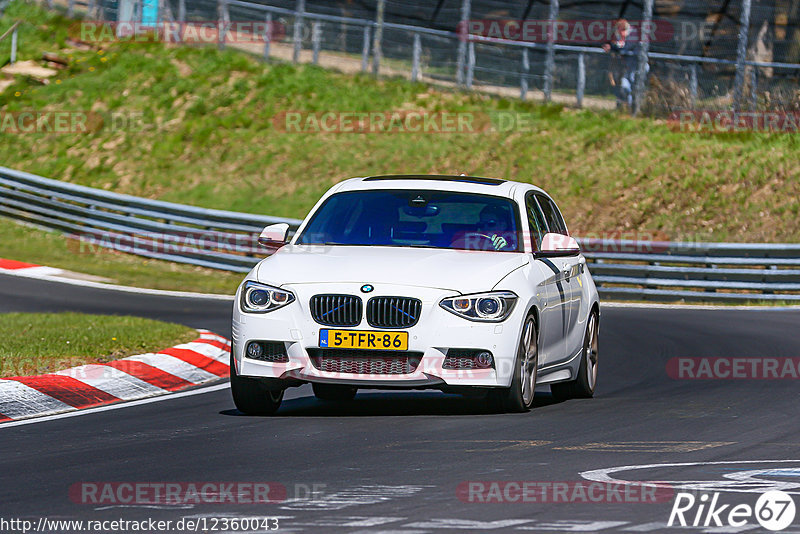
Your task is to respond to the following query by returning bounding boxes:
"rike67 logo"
[669,490,796,531]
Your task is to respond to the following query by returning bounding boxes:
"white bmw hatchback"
[231,175,599,414]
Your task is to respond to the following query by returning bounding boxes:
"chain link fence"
[42,0,800,117]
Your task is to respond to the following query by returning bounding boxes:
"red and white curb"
[0,330,231,422]
[0,258,63,277]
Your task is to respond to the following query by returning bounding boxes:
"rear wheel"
[312,383,358,401]
[551,310,598,400]
[487,314,538,413]
[230,353,284,415]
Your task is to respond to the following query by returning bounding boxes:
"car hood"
[256,245,529,293]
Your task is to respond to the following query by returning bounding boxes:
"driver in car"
[477,205,513,251]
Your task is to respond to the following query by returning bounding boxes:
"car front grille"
[366,297,422,328]
[308,349,422,375]
[310,294,363,327]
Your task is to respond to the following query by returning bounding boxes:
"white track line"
[0,382,231,429]
[0,268,234,300]
[602,301,800,311]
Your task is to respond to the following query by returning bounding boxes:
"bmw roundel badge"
[360,284,374,293]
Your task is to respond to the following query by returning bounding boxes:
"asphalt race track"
[1,271,799,533]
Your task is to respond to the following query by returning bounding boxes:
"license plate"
[319,329,409,351]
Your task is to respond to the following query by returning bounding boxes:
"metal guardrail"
[0,166,301,273]
[1,166,799,302]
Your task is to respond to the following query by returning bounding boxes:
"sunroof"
[363,174,505,186]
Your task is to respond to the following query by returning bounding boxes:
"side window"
[525,193,547,250]
[535,195,568,236]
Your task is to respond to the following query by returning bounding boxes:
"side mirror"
[536,232,580,257]
[258,223,290,248]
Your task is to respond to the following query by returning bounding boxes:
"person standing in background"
[603,19,639,110]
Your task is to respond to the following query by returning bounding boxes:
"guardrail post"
[411,32,421,82]
[176,0,185,43]
[543,0,559,102]
[633,0,653,115]
[371,0,384,75]
[217,0,229,50]
[10,26,17,65]
[576,52,585,108]
[456,0,470,87]
[466,40,475,89]
[749,67,758,110]
[689,62,698,108]
[293,0,305,63]
[732,0,752,111]
[361,25,370,72]
[263,12,272,60]
[520,48,529,100]
[311,20,321,64]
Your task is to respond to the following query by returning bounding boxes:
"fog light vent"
[443,349,494,370]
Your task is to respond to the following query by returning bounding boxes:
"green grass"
[0,312,197,377]
[0,218,245,293]
[0,3,798,295]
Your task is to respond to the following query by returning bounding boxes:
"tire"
[487,313,538,413]
[551,310,598,400]
[312,383,358,401]
[230,352,284,415]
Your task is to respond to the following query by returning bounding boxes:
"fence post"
[217,0,229,51]
[466,40,475,89]
[689,62,698,108]
[372,0,384,75]
[177,0,185,43]
[261,13,274,60]
[576,52,585,108]
[456,0,471,87]
[312,20,321,65]
[411,32,421,82]
[293,0,305,64]
[10,26,17,65]
[67,0,74,17]
[520,48,529,100]
[543,0,559,102]
[749,67,758,110]
[361,25,371,72]
[633,0,654,115]
[47,0,53,9]
[732,0,752,111]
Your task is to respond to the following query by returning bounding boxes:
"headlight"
[240,281,295,313]
[440,291,517,322]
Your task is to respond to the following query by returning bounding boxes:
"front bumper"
[232,282,525,388]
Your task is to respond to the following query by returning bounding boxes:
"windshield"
[295,190,521,252]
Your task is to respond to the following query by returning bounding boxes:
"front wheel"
[487,314,538,413]
[230,353,284,415]
[551,310,598,400]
